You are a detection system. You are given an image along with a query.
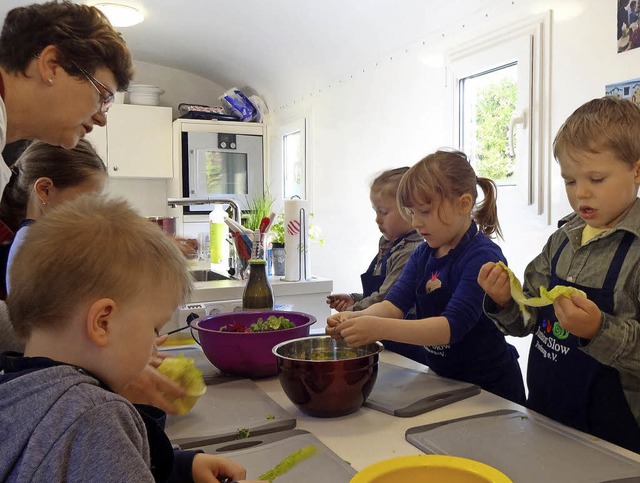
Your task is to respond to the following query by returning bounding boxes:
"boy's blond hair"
[7,195,193,339]
[553,96,640,167]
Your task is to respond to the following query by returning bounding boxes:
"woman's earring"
[47,78,53,84]
[42,200,46,206]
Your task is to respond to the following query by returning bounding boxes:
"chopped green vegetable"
[497,261,587,323]
[220,315,295,333]
[156,355,205,415]
[249,315,295,332]
[236,428,251,439]
[258,445,317,482]
[266,414,276,420]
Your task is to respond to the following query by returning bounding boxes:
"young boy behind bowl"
[0,194,262,482]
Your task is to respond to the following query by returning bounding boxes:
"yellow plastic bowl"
[351,455,512,483]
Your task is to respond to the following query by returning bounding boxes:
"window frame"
[448,12,551,221]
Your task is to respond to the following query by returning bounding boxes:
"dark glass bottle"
[242,259,274,311]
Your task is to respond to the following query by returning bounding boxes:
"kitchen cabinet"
[85,104,173,178]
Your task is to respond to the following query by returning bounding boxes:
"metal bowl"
[273,335,383,417]
[190,310,316,378]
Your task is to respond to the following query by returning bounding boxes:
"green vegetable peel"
[258,445,317,482]
[497,261,587,323]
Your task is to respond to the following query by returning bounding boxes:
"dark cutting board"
[364,362,481,417]
[165,378,296,447]
[406,409,640,483]
[197,429,356,482]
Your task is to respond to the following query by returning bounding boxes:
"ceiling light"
[94,3,144,27]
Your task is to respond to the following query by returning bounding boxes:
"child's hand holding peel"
[553,294,601,340]
[477,261,512,307]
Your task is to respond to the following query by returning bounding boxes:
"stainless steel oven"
[181,129,263,215]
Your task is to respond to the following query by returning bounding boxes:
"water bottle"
[209,204,229,272]
[242,230,274,311]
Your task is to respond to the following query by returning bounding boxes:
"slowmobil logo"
[541,319,570,340]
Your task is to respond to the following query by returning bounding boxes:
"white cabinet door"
[84,123,107,162]
[85,104,173,178]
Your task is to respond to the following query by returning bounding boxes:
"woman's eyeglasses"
[71,61,115,114]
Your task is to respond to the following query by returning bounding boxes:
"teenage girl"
[326,149,525,403]
[1,139,108,295]
[326,167,427,363]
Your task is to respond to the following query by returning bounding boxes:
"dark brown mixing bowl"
[273,335,383,417]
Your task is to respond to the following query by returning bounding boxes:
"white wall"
[267,0,638,294]
[106,61,227,217]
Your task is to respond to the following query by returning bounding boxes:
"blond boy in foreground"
[0,195,263,482]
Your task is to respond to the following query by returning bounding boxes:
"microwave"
[181,130,264,215]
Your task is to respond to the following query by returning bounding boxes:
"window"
[281,118,307,199]
[450,13,550,221]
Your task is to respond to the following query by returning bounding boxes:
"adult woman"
[0,3,190,416]
[0,0,134,197]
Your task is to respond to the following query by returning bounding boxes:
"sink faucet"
[166,197,241,223]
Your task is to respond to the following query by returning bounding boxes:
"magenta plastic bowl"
[190,310,316,378]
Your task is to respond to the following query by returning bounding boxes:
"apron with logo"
[414,236,524,403]
[361,233,428,364]
[527,232,640,453]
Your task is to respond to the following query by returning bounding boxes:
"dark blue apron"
[414,230,525,404]
[361,233,428,365]
[527,232,640,453]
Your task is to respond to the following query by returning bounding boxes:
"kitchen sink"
[190,269,233,282]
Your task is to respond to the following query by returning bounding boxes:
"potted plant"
[244,191,274,231]
[268,214,286,276]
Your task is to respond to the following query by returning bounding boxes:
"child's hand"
[326,311,358,339]
[119,364,185,414]
[335,316,383,347]
[477,262,512,308]
[192,454,261,483]
[326,293,355,311]
[553,294,601,340]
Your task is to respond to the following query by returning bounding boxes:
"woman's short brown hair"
[0,1,134,90]
[8,195,193,339]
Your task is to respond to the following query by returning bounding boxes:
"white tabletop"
[253,351,640,471]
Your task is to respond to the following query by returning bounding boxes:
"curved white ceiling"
[0,0,490,108]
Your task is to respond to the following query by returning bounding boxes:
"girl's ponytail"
[473,176,502,240]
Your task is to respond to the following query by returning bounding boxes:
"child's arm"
[335,313,450,347]
[481,239,555,337]
[326,300,404,340]
[477,261,511,307]
[326,293,357,311]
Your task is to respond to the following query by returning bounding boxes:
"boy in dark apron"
[326,167,427,364]
[479,96,640,453]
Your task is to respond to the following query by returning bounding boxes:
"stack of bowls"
[128,84,165,106]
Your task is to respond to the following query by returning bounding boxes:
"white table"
[253,351,640,471]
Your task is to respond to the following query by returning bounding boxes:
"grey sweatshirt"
[0,364,155,482]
